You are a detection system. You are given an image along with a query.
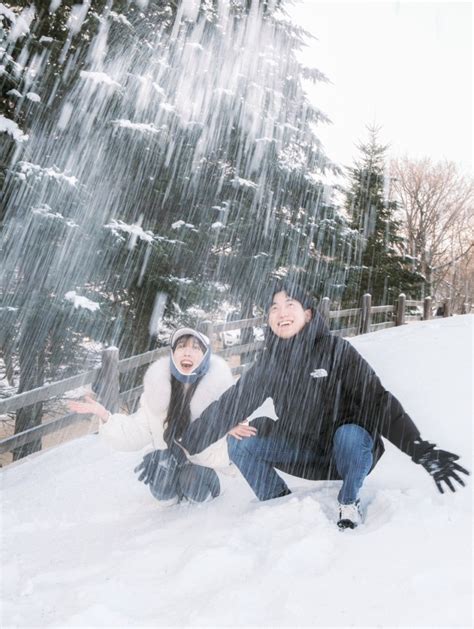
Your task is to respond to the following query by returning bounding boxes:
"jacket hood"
[169,327,211,384]
[170,348,211,385]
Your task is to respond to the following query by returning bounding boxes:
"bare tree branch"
[391,157,474,308]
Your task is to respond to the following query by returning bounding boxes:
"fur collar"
[142,354,234,420]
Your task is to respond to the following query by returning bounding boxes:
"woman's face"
[173,336,205,374]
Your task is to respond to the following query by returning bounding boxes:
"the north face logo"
[310,369,328,378]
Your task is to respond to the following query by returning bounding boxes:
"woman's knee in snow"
[178,464,220,502]
[148,478,179,502]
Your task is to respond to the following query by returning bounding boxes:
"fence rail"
[0,293,456,458]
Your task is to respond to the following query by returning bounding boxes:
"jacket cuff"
[410,438,436,463]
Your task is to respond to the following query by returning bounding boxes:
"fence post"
[443,298,451,317]
[203,320,213,337]
[423,296,432,321]
[203,320,216,350]
[97,347,120,413]
[359,293,372,334]
[396,294,406,326]
[318,297,331,327]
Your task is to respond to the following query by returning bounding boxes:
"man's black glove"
[412,440,469,494]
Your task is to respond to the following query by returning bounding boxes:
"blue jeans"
[227,423,373,504]
[148,449,220,503]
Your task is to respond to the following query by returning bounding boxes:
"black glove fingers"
[449,472,465,487]
[443,477,456,493]
[135,454,154,483]
[452,462,470,476]
[417,443,469,494]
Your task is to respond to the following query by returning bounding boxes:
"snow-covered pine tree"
[1,1,355,457]
[343,126,423,307]
[1,1,180,458]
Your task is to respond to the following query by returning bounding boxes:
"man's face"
[268,291,312,339]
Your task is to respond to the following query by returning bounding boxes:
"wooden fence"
[0,293,457,459]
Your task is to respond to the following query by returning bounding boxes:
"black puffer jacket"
[179,315,421,480]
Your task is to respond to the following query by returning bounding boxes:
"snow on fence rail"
[0,294,457,458]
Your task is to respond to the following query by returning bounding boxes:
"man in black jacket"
[147,278,468,528]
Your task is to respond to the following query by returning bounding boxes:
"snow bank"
[111,119,160,134]
[25,91,41,102]
[64,291,100,312]
[230,176,259,189]
[80,71,121,89]
[0,4,16,22]
[1,316,472,627]
[0,115,28,142]
[5,5,35,41]
[171,219,195,230]
[18,161,78,186]
[104,219,155,243]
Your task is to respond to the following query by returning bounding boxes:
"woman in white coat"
[69,327,256,505]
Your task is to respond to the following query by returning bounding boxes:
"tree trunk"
[12,303,50,460]
[13,344,46,461]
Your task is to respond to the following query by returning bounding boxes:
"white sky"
[288,0,472,173]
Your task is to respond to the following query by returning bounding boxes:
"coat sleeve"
[339,340,421,456]
[178,361,270,455]
[98,394,166,452]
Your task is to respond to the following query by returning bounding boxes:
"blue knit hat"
[169,328,211,385]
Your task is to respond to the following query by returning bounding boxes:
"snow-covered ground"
[1,316,472,628]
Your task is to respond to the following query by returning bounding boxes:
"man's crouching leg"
[227,434,291,501]
[333,424,373,528]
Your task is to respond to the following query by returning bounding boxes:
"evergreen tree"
[344,127,423,306]
[0,0,181,458]
[0,1,354,458]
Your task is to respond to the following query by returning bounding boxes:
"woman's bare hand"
[67,395,110,422]
[228,422,257,440]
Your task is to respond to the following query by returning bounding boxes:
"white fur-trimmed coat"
[99,354,235,469]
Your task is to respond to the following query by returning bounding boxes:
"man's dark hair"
[267,275,316,312]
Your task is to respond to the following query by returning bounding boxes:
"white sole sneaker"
[337,499,362,529]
